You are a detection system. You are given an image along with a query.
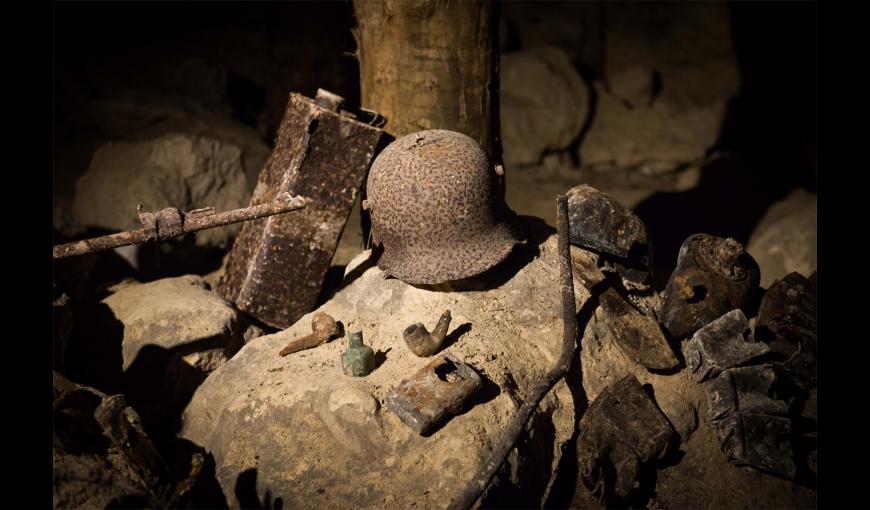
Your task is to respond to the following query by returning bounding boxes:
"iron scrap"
[386,353,482,435]
[659,234,760,339]
[219,89,384,329]
[577,374,676,503]
[756,272,817,388]
[52,193,310,259]
[566,184,652,284]
[682,309,770,382]
[704,365,795,478]
[278,311,341,357]
[403,310,452,357]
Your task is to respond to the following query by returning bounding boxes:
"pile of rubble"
[53,89,816,509]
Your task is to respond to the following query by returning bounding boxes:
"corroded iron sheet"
[219,91,384,329]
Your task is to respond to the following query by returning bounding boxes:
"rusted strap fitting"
[138,206,184,242]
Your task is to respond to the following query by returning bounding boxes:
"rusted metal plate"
[219,90,384,329]
[386,353,482,435]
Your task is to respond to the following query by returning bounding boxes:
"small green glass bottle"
[341,331,375,377]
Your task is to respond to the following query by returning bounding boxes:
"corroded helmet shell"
[364,130,523,284]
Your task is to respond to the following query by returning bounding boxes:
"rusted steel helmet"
[364,129,523,284]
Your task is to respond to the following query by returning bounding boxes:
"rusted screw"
[403,310,452,357]
[278,312,340,357]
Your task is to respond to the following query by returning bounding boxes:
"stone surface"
[580,82,727,173]
[580,2,738,173]
[72,133,251,248]
[89,92,271,190]
[500,46,590,166]
[181,226,582,509]
[102,275,254,373]
[747,189,817,288]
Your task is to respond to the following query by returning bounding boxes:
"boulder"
[88,92,271,189]
[500,46,590,166]
[181,227,582,509]
[580,2,739,173]
[102,275,255,373]
[580,84,727,173]
[747,189,817,288]
[72,133,250,248]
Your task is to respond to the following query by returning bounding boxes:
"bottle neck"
[348,332,363,348]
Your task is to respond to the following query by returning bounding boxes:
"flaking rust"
[386,353,482,435]
[219,89,384,329]
[659,234,760,339]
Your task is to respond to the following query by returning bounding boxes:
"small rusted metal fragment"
[566,184,652,283]
[704,365,795,478]
[219,90,384,329]
[659,234,760,339]
[756,272,817,388]
[52,193,310,259]
[682,309,770,382]
[577,374,676,504]
[278,311,340,357]
[403,310,452,357]
[386,353,482,435]
[599,288,679,370]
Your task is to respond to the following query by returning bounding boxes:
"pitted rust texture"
[756,272,817,388]
[365,130,523,285]
[682,309,770,382]
[385,353,482,435]
[219,91,384,329]
[659,234,760,339]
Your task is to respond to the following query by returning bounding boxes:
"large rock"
[88,91,271,190]
[580,2,739,173]
[580,83,728,173]
[747,189,817,288]
[181,227,582,509]
[72,133,250,248]
[102,275,254,373]
[501,46,590,166]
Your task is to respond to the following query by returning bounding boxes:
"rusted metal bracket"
[53,193,310,259]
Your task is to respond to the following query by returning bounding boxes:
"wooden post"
[353,0,498,159]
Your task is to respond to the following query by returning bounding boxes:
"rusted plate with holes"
[219,90,384,329]
[386,353,482,435]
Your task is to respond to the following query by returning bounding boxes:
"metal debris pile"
[53,88,816,510]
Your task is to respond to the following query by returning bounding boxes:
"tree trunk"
[353,0,498,159]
